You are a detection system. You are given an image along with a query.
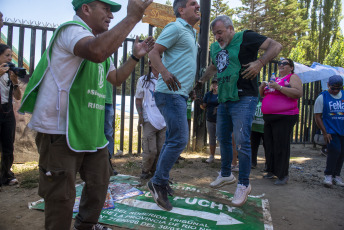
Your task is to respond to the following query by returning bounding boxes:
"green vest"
[210,31,244,103]
[19,21,111,151]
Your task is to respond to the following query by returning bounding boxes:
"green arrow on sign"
[116,199,243,226]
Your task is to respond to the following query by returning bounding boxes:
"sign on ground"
[30,175,273,230]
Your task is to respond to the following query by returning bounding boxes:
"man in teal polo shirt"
[147,0,200,211]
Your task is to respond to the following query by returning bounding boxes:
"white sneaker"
[206,155,214,163]
[210,173,236,188]
[333,176,344,186]
[8,179,18,186]
[323,175,333,187]
[231,184,251,207]
[231,164,239,172]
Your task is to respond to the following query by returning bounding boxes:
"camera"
[7,62,27,78]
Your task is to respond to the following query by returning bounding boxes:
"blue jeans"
[151,92,188,186]
[216,96,258,186]
[104,103,114,157]
[325,134,344,176]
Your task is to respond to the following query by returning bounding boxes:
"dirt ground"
[0,100,343,230]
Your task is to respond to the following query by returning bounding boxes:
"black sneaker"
[263,172,276,179]
[167,180,175,197]
[93,223,112,230]
[140,172,150,180]
[147,181,172,211]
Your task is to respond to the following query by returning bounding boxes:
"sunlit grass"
[12,161,39,189]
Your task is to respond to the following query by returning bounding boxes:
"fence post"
[193,0,211,151]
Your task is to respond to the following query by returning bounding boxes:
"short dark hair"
[0,44,11,56]
[173,0,188,18]
[284,58,294,73]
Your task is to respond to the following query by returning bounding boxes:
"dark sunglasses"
[330,86,343,91]
[278,61,290,66]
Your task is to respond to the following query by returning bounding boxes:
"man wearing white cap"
[19,0,153,229]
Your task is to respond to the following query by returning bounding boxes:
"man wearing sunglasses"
[314,75,344,188]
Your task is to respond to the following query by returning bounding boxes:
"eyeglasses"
[278,61,290,66]
[330,86,343,91]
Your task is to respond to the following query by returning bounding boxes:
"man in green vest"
[19,0,154,229]
[196,15,282,207]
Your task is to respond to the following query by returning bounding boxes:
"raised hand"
[127,0,153,22]
[132,36,155,59]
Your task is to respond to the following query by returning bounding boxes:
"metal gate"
[1,21,320,155]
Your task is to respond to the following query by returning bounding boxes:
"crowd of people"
[0,0,343,229]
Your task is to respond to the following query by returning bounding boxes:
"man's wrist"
[131,54,140,62]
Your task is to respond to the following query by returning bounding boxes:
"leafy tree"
[299,0,343,63]
[289,40,312,66]
[324,33,344,67]
[236,0,265,33]
[237,0,308,58]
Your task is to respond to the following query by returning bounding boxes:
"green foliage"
[114,114,120,130]
[12,162,39,189]
[236,0,309,58]
[289,40,312,66]
[324,33,344,67]
[300,0,343,63]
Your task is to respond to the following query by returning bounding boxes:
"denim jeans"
[216,96,258,186]
[104,103,114,157]
[325,134,344,177]
[151,92,188,186]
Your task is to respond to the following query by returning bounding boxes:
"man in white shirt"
[135,61,166,179]
[19,1,153,229]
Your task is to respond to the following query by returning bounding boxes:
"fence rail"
[1,22,320,155]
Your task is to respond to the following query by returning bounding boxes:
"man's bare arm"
[107,36,154,86]
[242,38,282,80]
[74,0,153,63]
[199,63,217,84]
[148,44,181,91]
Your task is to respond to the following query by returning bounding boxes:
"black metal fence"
[1,21,320,155]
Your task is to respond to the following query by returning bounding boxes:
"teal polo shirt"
[155,18,198,97]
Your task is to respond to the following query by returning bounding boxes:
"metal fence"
[1,21,320,155]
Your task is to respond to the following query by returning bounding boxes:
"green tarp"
[29,175,273,230]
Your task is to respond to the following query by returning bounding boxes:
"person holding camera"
[0,44,22,187]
